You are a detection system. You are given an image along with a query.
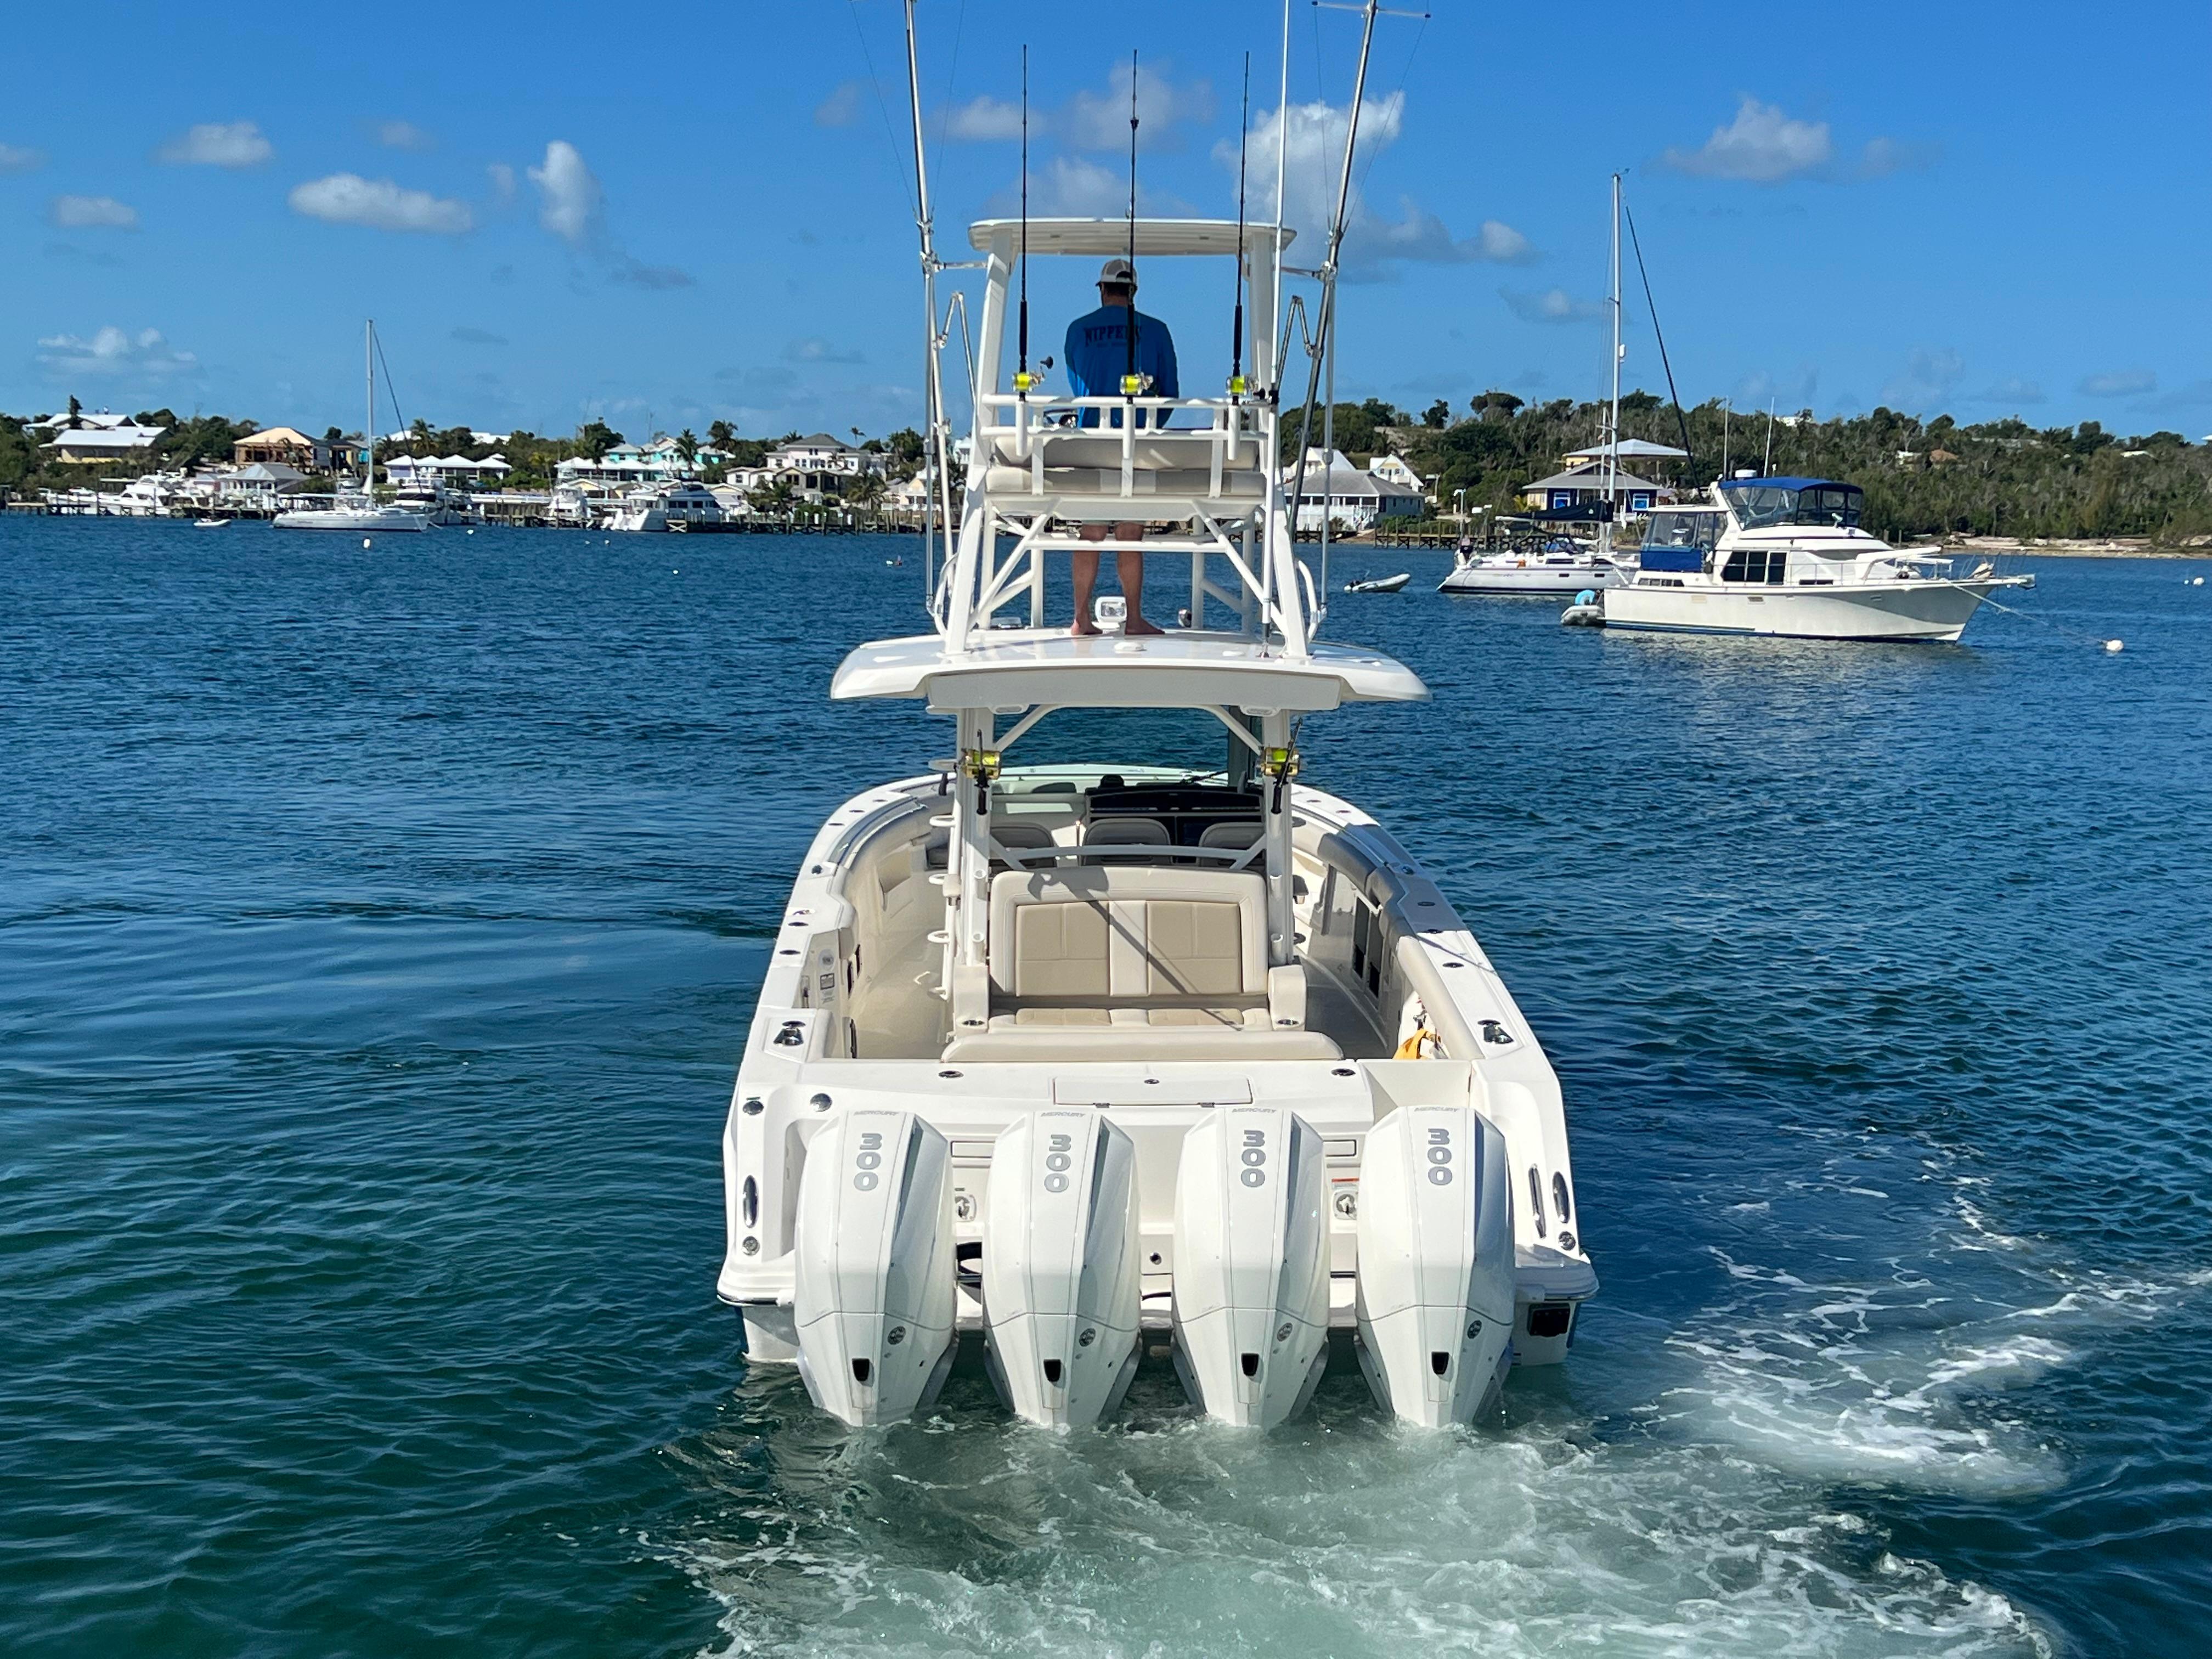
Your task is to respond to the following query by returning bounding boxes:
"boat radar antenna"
[1122,50,1141,405]
[1229,52,1250,397]
[1014,46,1033,397]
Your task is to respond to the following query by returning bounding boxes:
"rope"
[1621,196,1695,473]
[845,1,916,220]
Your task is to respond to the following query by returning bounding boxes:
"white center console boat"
[714,208,1596,1431]
[1601,477,2033,641]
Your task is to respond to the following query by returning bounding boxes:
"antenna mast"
[902,0,953,617]
[1230,52,1250,396]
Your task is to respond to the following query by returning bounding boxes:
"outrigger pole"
[902,0,955,619]
[1282,0,1385,605]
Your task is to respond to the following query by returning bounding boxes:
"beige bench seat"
[942,867,1340,1062]
[982,430,1268,511]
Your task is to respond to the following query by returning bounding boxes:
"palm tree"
[675,428,699,470]
[707,419,736,452]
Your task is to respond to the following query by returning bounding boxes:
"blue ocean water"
[2,516,2208,1658]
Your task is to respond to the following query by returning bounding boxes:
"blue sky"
[5,1,2207,442]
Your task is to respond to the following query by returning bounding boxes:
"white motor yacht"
[716,65,1596,1431]
[274,321,428,533]
[1599,477,2033,641]
[607,481,725,532]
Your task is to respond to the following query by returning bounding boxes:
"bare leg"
[1118,523,1163,634]
[1071,528,1108,635]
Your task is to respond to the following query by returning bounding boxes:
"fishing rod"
[1123,50,1141,406]
[1229,52,1250,397]
[1014,45,1033,396]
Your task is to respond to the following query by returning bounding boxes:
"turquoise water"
[3,517,2208,1657]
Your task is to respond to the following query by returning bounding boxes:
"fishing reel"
[1261,745,1301,815]
[960,748,1002,813]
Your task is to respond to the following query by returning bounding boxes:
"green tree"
[707,419,736,452]
[576,420,622,460]
[675,428,699,468]
[1423,399,1451,430]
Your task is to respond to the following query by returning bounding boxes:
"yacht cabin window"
[1721,481,1865,529]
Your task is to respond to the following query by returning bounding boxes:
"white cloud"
[376,120,435,151]
[1501,287,1604,325]
[1879,348,1967,409]
[784,336,867,365]
[815,82,865,129]
[37,325,199,380]
[1223,93,1528,278]
[487,162,516,204]
[156,120,272,167]
[48,195,138,229]
[612,256,693,289]
[528,140,603,246]
[2079,369,2156,398]
[945,94,1025,142]
[1029,153,1184,217]
[1063,59,1212,151]
[1969,376,2044,405]
[287,173,474,234]
[1661,97,1832,183]
[0,142,45,173]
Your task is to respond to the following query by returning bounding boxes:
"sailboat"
[273,321,430,533]
[1440,174,1637,596]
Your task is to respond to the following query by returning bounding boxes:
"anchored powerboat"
[715,195,1596,1431]
[607,480,725,532]
[1599,478,2033,641]
[1438,537,1635,595]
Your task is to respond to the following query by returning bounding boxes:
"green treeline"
[1303,392,2212,543]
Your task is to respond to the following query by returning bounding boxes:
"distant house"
[217,462,313,503]
[1282,449,1424,532]
[1520,460,1663,515]
[1367,453,1430,499]
[40,422,167,463]
[1560,437,1688,469]
[384,453,513,489]
[234,427,337,472]
[555,438,728,486]
[760,433,889,501]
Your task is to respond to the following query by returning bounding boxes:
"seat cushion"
[943,1024,1343,1064]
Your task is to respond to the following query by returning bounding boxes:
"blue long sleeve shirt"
[1063,304,1178,428]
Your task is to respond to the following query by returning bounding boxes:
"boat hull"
[272,509,431,533]
[1438,560,1632,595]
[1601,578,2005,642]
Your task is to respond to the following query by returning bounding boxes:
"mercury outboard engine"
[1353,1104,1516,1426]
[980,1109,1142,1428]
[1170,1105,1330,1427]
[791,1109,957,1427]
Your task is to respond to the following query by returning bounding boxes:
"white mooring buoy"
[2106,639,2125,653]
[362,537,372,549]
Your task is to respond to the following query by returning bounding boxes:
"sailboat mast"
[1603,173,1621,557]
[364,318,375,499]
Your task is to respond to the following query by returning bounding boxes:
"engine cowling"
[791,1109,958,1427]
[980,1109,1142,1428]
[1170,1105,1330,1428]
[1353,1104,1516,1426]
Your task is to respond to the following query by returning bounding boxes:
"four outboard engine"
[791,1109,958,1427]
[1170,1106,1330,1427]
[980,1109,1142,1428]
[1352,1104,1516,1426]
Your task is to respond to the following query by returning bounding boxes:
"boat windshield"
[1639,510,1721,554]
[1721,481,1864,529]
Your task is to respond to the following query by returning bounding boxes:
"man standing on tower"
[1064,257,1178,636]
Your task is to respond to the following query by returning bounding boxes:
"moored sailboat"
[273,321,428,533]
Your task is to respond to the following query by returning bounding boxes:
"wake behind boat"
[1599,476,2033,641]
[716,12,1594,1435]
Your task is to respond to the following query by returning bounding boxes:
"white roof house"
[1561,437,1689,465]
[41,423,168,461]
[385,453,513,487]
[555,438,729,486]
[1280,449,1424,532]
